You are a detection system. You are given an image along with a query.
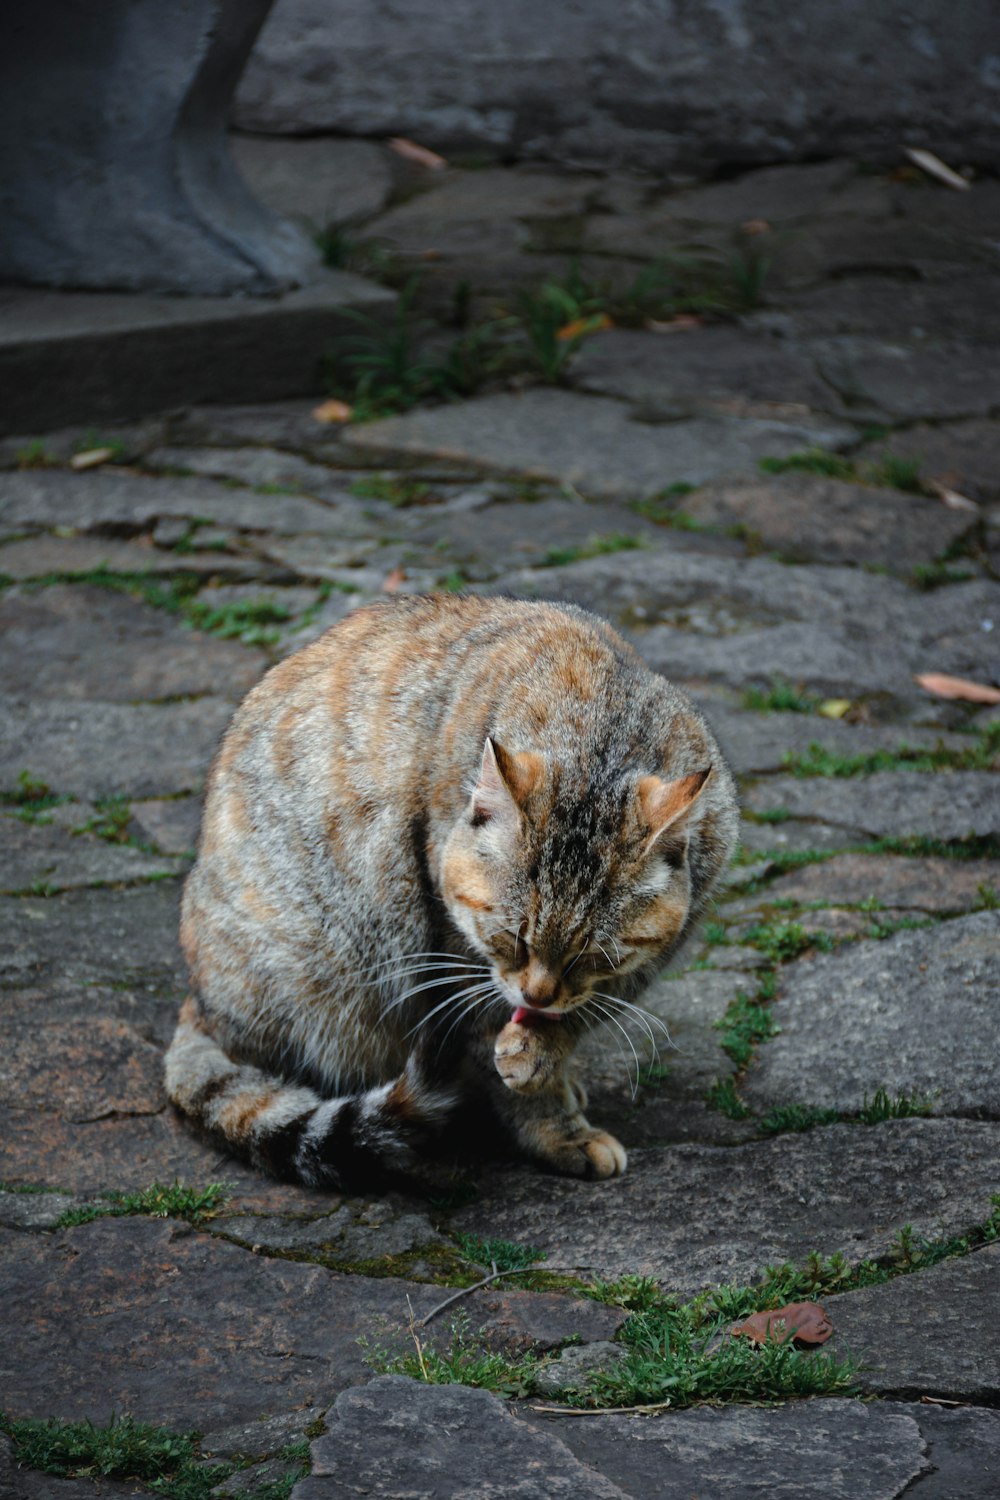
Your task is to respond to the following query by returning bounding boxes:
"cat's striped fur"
[165,594,738,1186]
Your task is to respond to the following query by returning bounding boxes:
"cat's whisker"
[593,938,617,972]
[381,969,493,1017]
[586,998,641,1098]
[403,981,500,1040]
[592,991,674,1049]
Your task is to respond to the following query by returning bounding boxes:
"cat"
[165,593,739,1187]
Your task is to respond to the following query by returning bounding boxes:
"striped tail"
[164,997,457,1188]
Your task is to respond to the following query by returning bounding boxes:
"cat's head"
[440,736,711,1018]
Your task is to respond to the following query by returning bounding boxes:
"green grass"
[71,794,135,846]
[362,1311,540,1399]
[0,770,74,823]
[183,596,291,646]
[0,1413,231,1500]
[742,678,820,714]
[15,439,56,469]
[758,446,932,493]
[757,1090,934,1136]
[539,533,643,567]
[705,1076,750,1119]
[783,725,1000,779]
[911,561,976,590]
[453,1232,545,1273]
[54,1179,228,1230]
[714,986,780,1070]
[350,474,432,507]
[759,448,857,480]
[742,919,834,964]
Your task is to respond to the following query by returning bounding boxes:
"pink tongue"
[512,1006,561,1026]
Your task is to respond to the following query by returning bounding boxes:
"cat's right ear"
[470,737,542,827]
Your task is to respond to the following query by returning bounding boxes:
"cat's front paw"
[548,1127,628,1180]
[494,1021,553,1093]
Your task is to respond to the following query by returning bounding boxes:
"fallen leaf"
[741,218,771,235]
[928,478,978,512]
[818,699,852,720]
[388,137,447,171]
[311,398,353,424]
[557,313,613,342]
[382,566,407,593]
[70,448,115,471]
[731,1301,833,1346]
[903,147,971,192]
[646,314,704,333]
[915,672,1000,704]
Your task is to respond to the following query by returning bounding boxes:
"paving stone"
[0,585,267,702]
[0,987,167,1122]
[128,797,202,856]
[0,1219,619,1429]
[0,815,184,895]
[0,468,354,539]
[453,1120,1000,1291]
[855,418,1000,506]
[741,913,1000,1118]
[739,819,870,856]
[768,275,1000,345]
[742,855,1000,913]
[498,549,999,699]
[0,695,234,797]
[215,1205,446,1264]
[533,1340,628,1397]
[675,474,974,572]
[535,1399,927,1500]
[342,391,855,499]
[0,882,185,990]
[744,772,1000,841]
[807,337,1000,423]
[0,534,270,580]
[570,327,836,414]
[889,1403,1000,1500]
[294,1377,628,1500]
[200,1406,325,1460]
[232,133,394,230]
[143,445,350,499]
[0,1188,102,1231]
[825,1246,1000,1401]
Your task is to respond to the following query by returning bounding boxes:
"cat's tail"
[164,997,457,1188]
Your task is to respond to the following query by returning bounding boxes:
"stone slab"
[570,327,836,414]
[533,1399,928,1500]
[769,276,1000,346]
[0,816,184,895]
[807,338,1000,424]
[0,275,396,436]
[453,1120,1000,1291]
[825,1245,1000,1401]
[496,549,999,701]
[0,883,185,990]
[0,535,273,581]
[0,585,267,702]
[295,1377,627,1500]
[707,708,970,777]
[855,418,1000,505]
[342,391,855,499]
[129,798,203,856]
[741,912,1000,1117]
[0,1219,618,1429]
[142,444,353,502]
[886,1403,1000,1500]
[0,467,354,539]
[738,820,871,856]
[675,474,973,573]
[0,696,233,798]
[744,773,999,842]
[232,133,394,230]
[741,855,1000,913]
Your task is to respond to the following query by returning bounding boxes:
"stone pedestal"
[0,0,320,295]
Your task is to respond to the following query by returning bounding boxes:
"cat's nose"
[520,959,559,1009]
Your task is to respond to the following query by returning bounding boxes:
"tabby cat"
[165,594,738,1186]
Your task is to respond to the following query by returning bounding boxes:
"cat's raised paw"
[494,1020,553,1093]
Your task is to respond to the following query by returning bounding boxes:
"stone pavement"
[1,153,999,1498]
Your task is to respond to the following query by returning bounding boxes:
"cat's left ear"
[637,767,712,850]
[471,737,544,827]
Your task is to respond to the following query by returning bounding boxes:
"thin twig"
[528,1399,673,1416]
[405,1293,429,1380]
[418,1263,581,1326]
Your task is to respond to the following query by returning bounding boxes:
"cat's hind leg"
[165,997,456,1188]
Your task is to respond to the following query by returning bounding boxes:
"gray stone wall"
[235,0,1000,171]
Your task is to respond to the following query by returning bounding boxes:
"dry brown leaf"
[915,672,1000,704]
[557,314,613,342]
[388,137,447,171]
[382,566,407,593]
[741,218,771,235]
[311,398,353,425]
[70,447,115,471]
[928,478,978,512]
[646,314,704,333]
[903,147,971,192]
[731,1301,833,1346]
